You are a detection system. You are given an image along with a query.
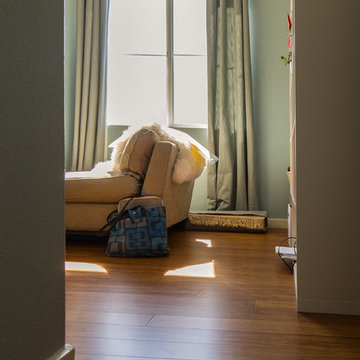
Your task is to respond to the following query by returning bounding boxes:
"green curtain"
[71,0,109,171]
[207,0,259,211]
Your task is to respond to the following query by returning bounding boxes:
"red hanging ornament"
[287,13,292,32]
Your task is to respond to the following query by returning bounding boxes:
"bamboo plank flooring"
[66,229,360,359]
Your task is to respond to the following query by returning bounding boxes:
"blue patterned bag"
[104,202,169,257]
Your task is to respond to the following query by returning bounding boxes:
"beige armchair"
[65,141,195,232]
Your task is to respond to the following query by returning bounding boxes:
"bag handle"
[98,197,135,234]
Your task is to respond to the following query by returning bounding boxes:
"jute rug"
[185,210,267,233]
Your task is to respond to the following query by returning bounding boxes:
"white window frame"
[166,0,174,126]
[167,0,208,128]
[106,0,208,129]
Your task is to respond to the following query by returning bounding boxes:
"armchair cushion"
[65,140,195,231]
[65,174,140,203]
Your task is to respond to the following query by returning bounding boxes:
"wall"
[249,0,290,219]
[296,0,360,315]
[0,1,67,359]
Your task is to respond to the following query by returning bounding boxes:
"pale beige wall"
[295,0,360,315]
[0,1,66,358]
[250,0,290,219]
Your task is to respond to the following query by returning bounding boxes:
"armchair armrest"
[142,141,194,227]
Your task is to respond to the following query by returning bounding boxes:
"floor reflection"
[164,260,215,278]
[65,261,107,273]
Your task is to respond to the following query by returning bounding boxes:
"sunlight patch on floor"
[196,239,213,247]
[65,261,107,273]
[164,260,215,278]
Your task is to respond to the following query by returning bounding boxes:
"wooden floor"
[66,229,360,360]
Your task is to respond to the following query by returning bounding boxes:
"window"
[106,0,208,128]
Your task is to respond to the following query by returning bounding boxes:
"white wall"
[295,0,360,315]
[0,1,67,358]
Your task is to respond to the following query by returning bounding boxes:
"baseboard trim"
[297,298,360,316]
[268,218,288,229]
[46,344,74,360]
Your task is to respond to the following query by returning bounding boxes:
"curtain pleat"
[71,0,109,171]
[207,0,259,210]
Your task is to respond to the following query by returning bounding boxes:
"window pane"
[109,0,166,55]
[106,56,167,126]
[173,56,208,126]
[174,0,207,55]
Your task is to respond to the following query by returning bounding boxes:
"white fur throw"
[109,124,212,184]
